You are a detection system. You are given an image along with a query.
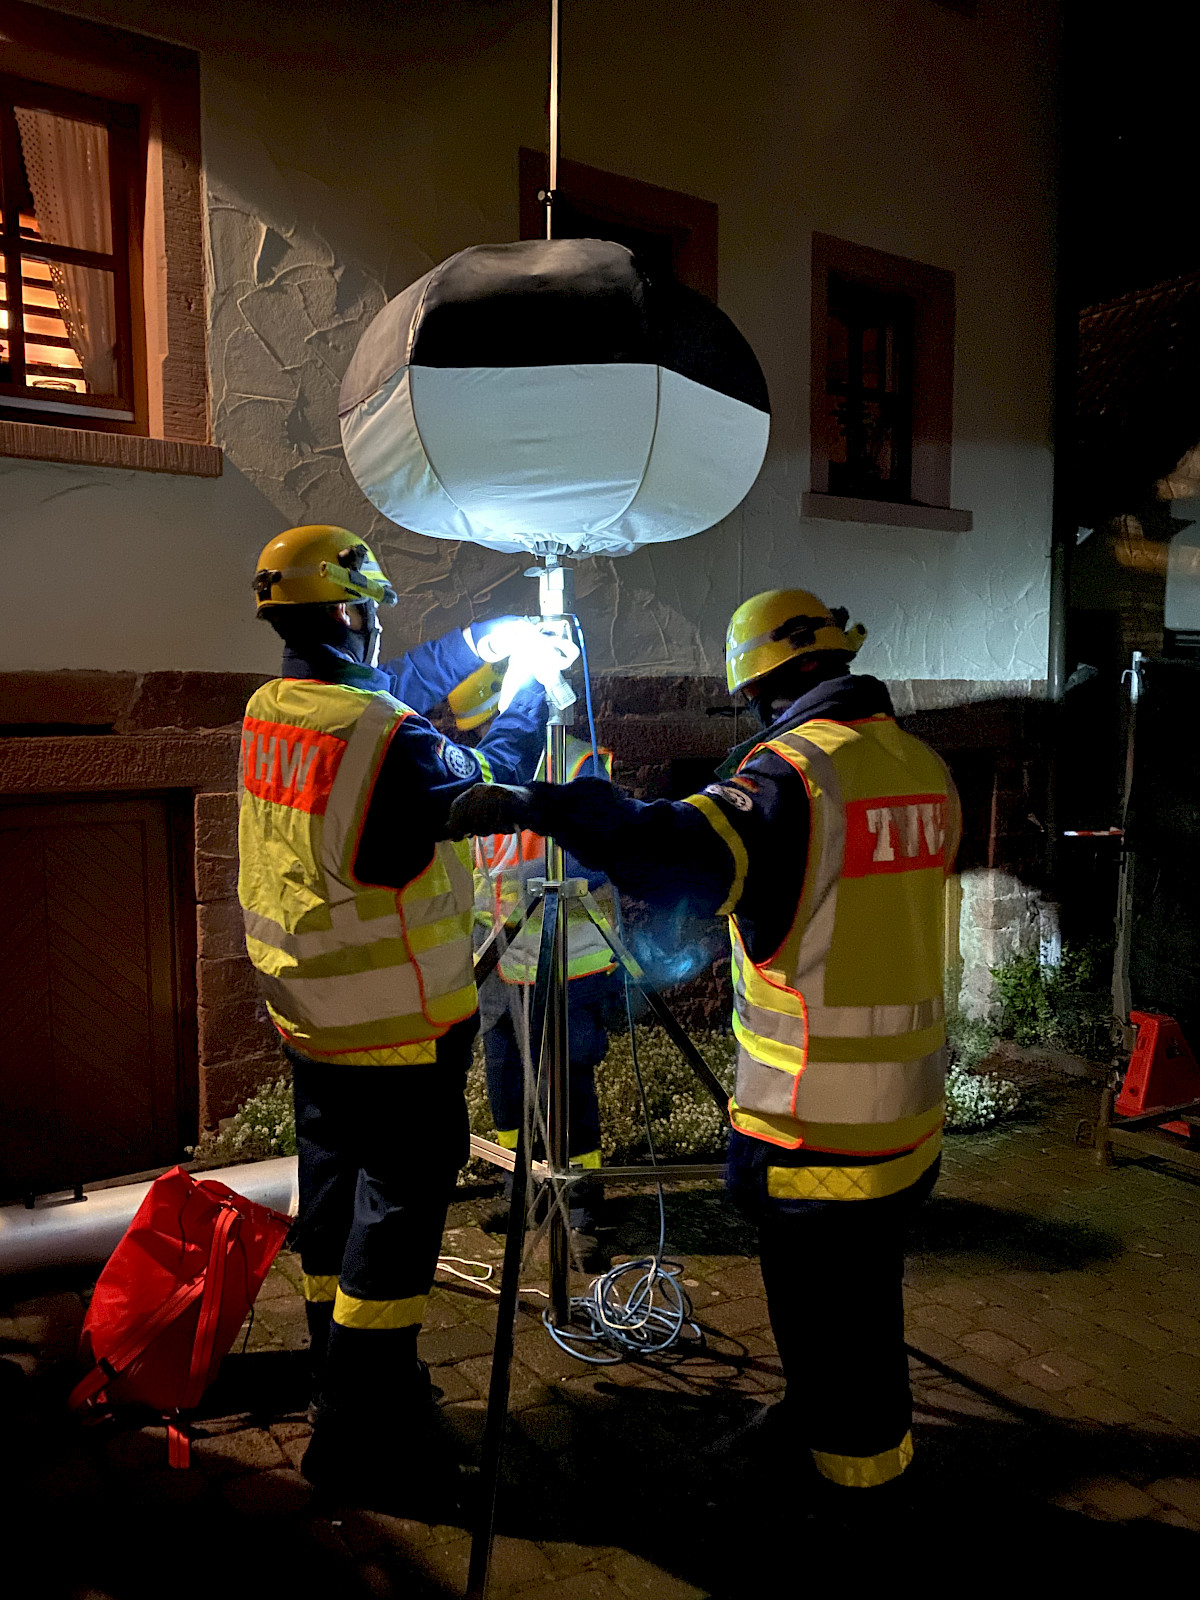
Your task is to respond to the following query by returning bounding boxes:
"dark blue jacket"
[281,630,546,890]
[522,673,895,963]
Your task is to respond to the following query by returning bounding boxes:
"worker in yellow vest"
[238,524,555,1508]
[447,588,961,1503]
[449,667,619,1259]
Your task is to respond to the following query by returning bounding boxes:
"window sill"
[801,492,971,534]
[0,420,222,478]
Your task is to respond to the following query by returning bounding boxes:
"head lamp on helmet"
[252,525,398,612]
[725,588,866,695]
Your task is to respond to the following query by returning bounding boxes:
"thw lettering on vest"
[841,794,947,878]
[241,717,345,814]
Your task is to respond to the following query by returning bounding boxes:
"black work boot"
[301,1366,469,1518]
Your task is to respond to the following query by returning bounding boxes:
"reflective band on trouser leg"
[496,1128,519,1151]
[571,1149,602,1170]
[332,1290,428,1330]
[813,1431,914,1488]
[301,1273,338,1302]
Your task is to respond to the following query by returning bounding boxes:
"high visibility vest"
[474,738,617,984]
[238,678,477,1065]
[708,713,958,1177]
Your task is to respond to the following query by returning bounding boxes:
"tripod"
[465,555,730,1598]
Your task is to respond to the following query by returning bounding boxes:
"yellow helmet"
[725,588,866,694]
[251,525,398,611]
[449,662,505,731]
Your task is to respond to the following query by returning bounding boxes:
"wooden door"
[0,795,190,1199]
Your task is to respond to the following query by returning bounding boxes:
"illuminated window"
[1,76,141,427]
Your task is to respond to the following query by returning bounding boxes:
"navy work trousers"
[287,1037,471,1418]
[727,1129,938,1470]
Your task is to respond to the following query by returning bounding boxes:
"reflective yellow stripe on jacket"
[724,714,960,1166]
[238,678,476,1064]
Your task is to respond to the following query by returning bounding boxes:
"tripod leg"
[579,894,731,1119]
[467,886,560,1600]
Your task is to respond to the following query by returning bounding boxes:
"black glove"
[445,782,535,839]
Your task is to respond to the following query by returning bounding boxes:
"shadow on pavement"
[908,1195,1123,1271]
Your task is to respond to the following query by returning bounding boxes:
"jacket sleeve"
[355,710,494,889]
[378,628,479,716]
[522,747,811,954]
[520,777,737,918]
[474,683,548,784]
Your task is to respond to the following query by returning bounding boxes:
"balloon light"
[338,237,769,558]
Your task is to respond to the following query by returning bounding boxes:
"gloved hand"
[465,616,538,663]
[445,783,536,839]
[498,626,580,712]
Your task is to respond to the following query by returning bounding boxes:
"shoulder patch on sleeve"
[440,738,478,779]
[704,781,754,813]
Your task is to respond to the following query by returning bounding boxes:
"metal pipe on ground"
[0,1158,299,1279]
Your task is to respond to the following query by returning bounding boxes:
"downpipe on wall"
[0,1158,299,1279]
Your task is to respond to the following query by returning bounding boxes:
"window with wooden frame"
[0,0,217,475]
[804,233,971,533]
[1,74,143,428]
[519,148,717,298]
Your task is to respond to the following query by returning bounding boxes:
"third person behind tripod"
[450,664,622,1268]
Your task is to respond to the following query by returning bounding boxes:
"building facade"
[0,0,1059,1193]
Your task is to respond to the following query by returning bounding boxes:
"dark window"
[0,73,142,430]
[824,274,915,503]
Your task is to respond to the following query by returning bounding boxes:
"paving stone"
[1061,1384,1141,1425]
[221,1465,313,1516]
[1075,1478,1161,1521]
[698,1296,771,1336]
[607,1551,710,1599]
[486,1535,556,1588]
[1147,1476,1200,1524]
[192,1426,286,1474]
[409,1532,471,1591]
[959,1329,1030,1365]
[515,1568,630,1600]
[1012,1351,1098,1393]
[419,1322,494,1365]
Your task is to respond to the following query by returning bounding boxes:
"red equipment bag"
[69,1165,292,1467]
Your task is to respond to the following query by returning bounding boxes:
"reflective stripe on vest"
[475,736,617,984]
[238,679,476,1064]
[728,714,952,1157]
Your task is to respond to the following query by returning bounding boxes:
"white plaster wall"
[0,0,1056,679]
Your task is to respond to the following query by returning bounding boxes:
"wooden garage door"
[0,796,189,1199]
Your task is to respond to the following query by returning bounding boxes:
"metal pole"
[546,0,560,240]
[468,887,561,1600]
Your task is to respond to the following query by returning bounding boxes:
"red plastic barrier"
[1117,1012,1200,1134]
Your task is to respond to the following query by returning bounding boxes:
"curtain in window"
[14,108,118,396]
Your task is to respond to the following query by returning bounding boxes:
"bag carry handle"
[68,1201,244,1420]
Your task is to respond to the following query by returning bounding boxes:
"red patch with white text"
[841,794,946,877]
[241,718,346,814]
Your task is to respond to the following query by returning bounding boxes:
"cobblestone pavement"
[4,1073,1200,1597]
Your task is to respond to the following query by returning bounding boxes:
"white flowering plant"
[187,1074,297,1164]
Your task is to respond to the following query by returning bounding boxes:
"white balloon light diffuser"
[338,237,770,558]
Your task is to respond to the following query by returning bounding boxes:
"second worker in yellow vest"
[447,586,961,1505]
